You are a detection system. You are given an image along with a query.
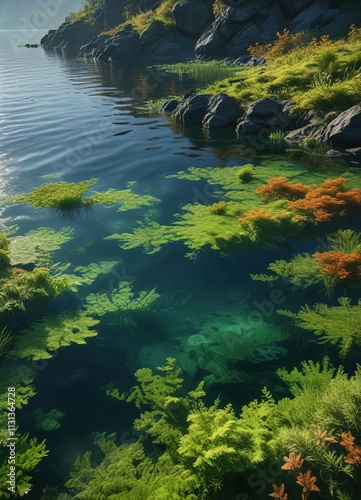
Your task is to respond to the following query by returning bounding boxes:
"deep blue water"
[0,31,360,497]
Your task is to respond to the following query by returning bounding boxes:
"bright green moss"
[12,179,97,212]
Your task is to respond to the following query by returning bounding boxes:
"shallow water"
[0,31,360,497]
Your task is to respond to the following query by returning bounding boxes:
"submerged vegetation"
[65,358,361,500]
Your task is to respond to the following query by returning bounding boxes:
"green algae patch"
[11,311,99,361]
[31,408,65,432]
[70,261,120,287]
[0,268,71,314]
[11,179,159,215]
[10,227,74,266]
[278,297,361,357]
[85,281,160,323]
[106,221,177,254]
[12,179,97,212]
[92,187,159,212]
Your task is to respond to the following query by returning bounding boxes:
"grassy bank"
[201,26,361,112]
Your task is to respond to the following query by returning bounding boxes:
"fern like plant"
[278,297,361,356]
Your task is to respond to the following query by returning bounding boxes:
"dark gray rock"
[41,20,100,49]
[92,30,142,61]
[285,122,326,142]
[279,0,315,18]
[172,0,213,38]
[195,24,226,59]
[140,21,195,56]
[289,0,335,32]
[202,93,243,127]
[172,94,212,123]
[103,0,126,28]
[162,100,180,112]
[79,34,110,56]
[322,106,361,148]
[236,97,295,134]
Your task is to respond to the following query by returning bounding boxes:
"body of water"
[0,31,360,497]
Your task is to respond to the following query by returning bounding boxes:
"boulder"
[322,106,361,148]
[140,21,194,56]
[172,0,213,38]
[92,29,142,61]
[40,20,100,49]
[285,122,326,142]
[202,93,243,127]
[195,24,226,59]
[172,94,213,123]
[162,100,180,113]
[236,97,293,134]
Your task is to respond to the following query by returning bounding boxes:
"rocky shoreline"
[163,93,361,157]
[39,0,361,153]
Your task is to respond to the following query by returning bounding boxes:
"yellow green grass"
[199,26,361,112]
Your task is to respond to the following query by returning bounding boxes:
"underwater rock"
[249,344,289,363]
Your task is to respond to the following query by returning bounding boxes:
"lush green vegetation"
[202,26,361,111]
[65,358,361,499]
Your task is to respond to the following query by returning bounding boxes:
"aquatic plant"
[0,360,35,410]
[92,187,159,212]
[313,251,361,282]
[252,230,361,292]
[269,131,287,150]
[107,221,176,255]
[288,177,361,222]
[0,267,71,314]
[70,261,119,287]
[237,164,256,183]
[278,297,361,356]
[0,230,10,276]
[0,430,48,498]
[0,327,12,359]
[12,179,97,212]
[238,201,303,248]
[85,281,160,324]
[11,310,99,360]
[31,408,65,432]
[256,176,311,201]
[10,227,74,266]
[210,201,228,214]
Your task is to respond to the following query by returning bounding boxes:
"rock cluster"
[40,0,361,61]
[164,93,361,152]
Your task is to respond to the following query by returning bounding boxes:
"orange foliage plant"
[340,431,361,466]
[313,251,361,281]
[256,177,311,201]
